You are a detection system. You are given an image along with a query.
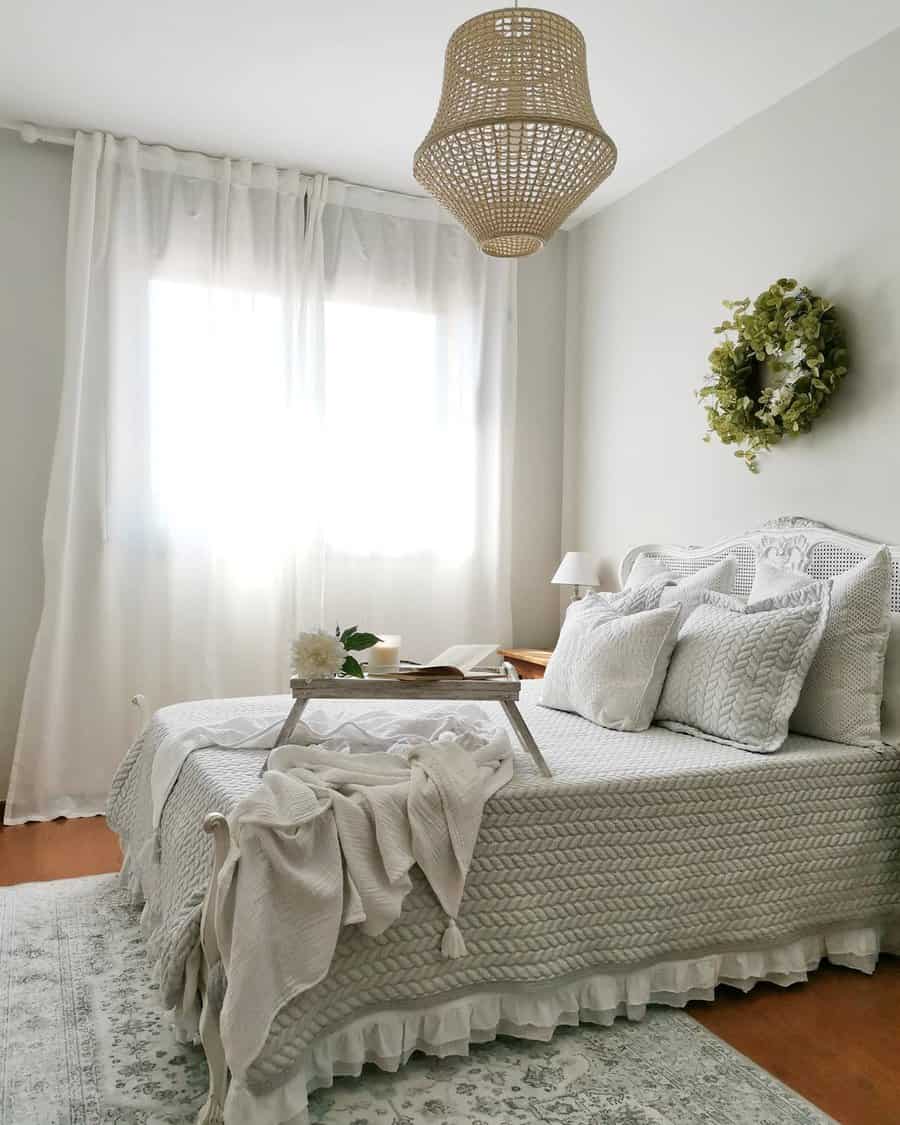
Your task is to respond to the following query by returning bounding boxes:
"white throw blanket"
[150,703,505,830]
[197,706,513,1091]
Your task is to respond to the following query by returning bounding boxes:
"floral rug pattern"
[0,875,832,1124]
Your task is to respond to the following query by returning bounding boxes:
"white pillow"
[542,602,681,731]
[575,577,671,619]
[625,553,677,588]
[882,614,900,746]
[656,584,830,753]
[749,549,892,747]
[625,553,737,597]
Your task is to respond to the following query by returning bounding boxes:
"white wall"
[564,30,900,587]
[512,234,567,647]
[0,131,70,798]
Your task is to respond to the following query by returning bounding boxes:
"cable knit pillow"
[542,596,681,731]
[656,584,830,753]
[574,577,671,619]
[625,553,737,597]
[749,549,892,747]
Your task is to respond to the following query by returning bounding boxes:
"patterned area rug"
[0,875,833,1125]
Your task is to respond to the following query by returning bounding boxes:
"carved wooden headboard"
[620,517,900,612]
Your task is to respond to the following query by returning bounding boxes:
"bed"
[107,517,900,1125]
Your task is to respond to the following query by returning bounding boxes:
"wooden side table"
[498,648,553,680]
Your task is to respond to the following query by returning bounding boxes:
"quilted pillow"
[656,584,830,753]
[541,602,681,731]
[749,549,892,747]
[574,577,671,619]
[625,553,737,597]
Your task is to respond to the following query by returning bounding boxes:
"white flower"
[768,384,794,416]
[291,630,347,680]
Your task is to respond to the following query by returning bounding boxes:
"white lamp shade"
[551,551,598,587]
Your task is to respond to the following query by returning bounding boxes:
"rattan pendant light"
[414,5,617,258]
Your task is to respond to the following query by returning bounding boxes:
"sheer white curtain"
[5,134,516,823]
[315,184,517,656]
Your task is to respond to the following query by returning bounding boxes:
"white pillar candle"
[367,636,401,674]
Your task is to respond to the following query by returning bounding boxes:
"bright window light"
[149,279,293,584]
[322,301,475,558]
[148,283,476,572]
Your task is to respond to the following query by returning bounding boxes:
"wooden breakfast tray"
[268,672,552,778]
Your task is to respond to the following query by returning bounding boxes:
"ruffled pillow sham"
[655,584,830,753]
[748,548,892,747]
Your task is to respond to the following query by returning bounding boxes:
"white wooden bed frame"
[621,514,900,610]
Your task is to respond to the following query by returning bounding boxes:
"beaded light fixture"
[414,5,617,258]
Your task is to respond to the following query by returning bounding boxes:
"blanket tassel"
[195,1094,225,1125]
[442,916,467,959]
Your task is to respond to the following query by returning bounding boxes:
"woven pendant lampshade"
[414,6,617,258]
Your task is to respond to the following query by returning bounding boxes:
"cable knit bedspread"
[108,681,900,1102]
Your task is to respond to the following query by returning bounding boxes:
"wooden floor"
[1,818,897,1124]
[691,962,900,1125]
[0,813,122,885]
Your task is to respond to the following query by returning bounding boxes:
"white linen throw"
[199,706,513,1088]
[150,703,507,830]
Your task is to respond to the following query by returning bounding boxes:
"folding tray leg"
[259,697,309,776]
[501,700,553,778]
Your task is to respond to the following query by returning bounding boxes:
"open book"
[379,644,502,680]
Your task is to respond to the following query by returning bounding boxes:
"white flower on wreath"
[767,382,794,417]
[291,630,347,680]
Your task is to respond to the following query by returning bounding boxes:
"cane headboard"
[620,517,900,612]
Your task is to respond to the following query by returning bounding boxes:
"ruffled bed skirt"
[221,920,900,1125]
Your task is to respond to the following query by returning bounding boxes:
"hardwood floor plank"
[1,817,897,1124]
[689,960,900,1125]
[0,815,122,885]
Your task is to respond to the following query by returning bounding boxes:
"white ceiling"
[3,1,899,223]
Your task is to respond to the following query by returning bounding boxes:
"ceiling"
[3,1,899,223]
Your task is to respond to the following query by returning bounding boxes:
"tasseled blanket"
[198,706,513,1089]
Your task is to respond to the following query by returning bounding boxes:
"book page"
[424,644,499,672]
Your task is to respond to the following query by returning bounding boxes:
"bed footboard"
[196,813,230,1125]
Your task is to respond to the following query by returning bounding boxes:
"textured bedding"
[108,682,900,1098]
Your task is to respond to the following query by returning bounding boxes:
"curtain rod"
[0,120,431,206]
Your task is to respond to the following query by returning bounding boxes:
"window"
[149,279,293,582]
[322,300,475,558]
[148,282,476,576]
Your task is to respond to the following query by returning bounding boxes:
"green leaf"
[340,625,359,646]
[344,631,382,652]
[341,655,364,678]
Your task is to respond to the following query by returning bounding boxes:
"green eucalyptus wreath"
[698,277,849,472]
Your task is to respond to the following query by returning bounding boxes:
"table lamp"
[551,552,598,601]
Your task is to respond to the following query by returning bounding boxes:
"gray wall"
[563,30,900,587]
[512,234,567,648]
[0,129,568,796]
[0,130,70,797]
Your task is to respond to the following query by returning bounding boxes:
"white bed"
[107,517,900,1125]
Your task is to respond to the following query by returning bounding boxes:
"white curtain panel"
[5,133,516,823]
